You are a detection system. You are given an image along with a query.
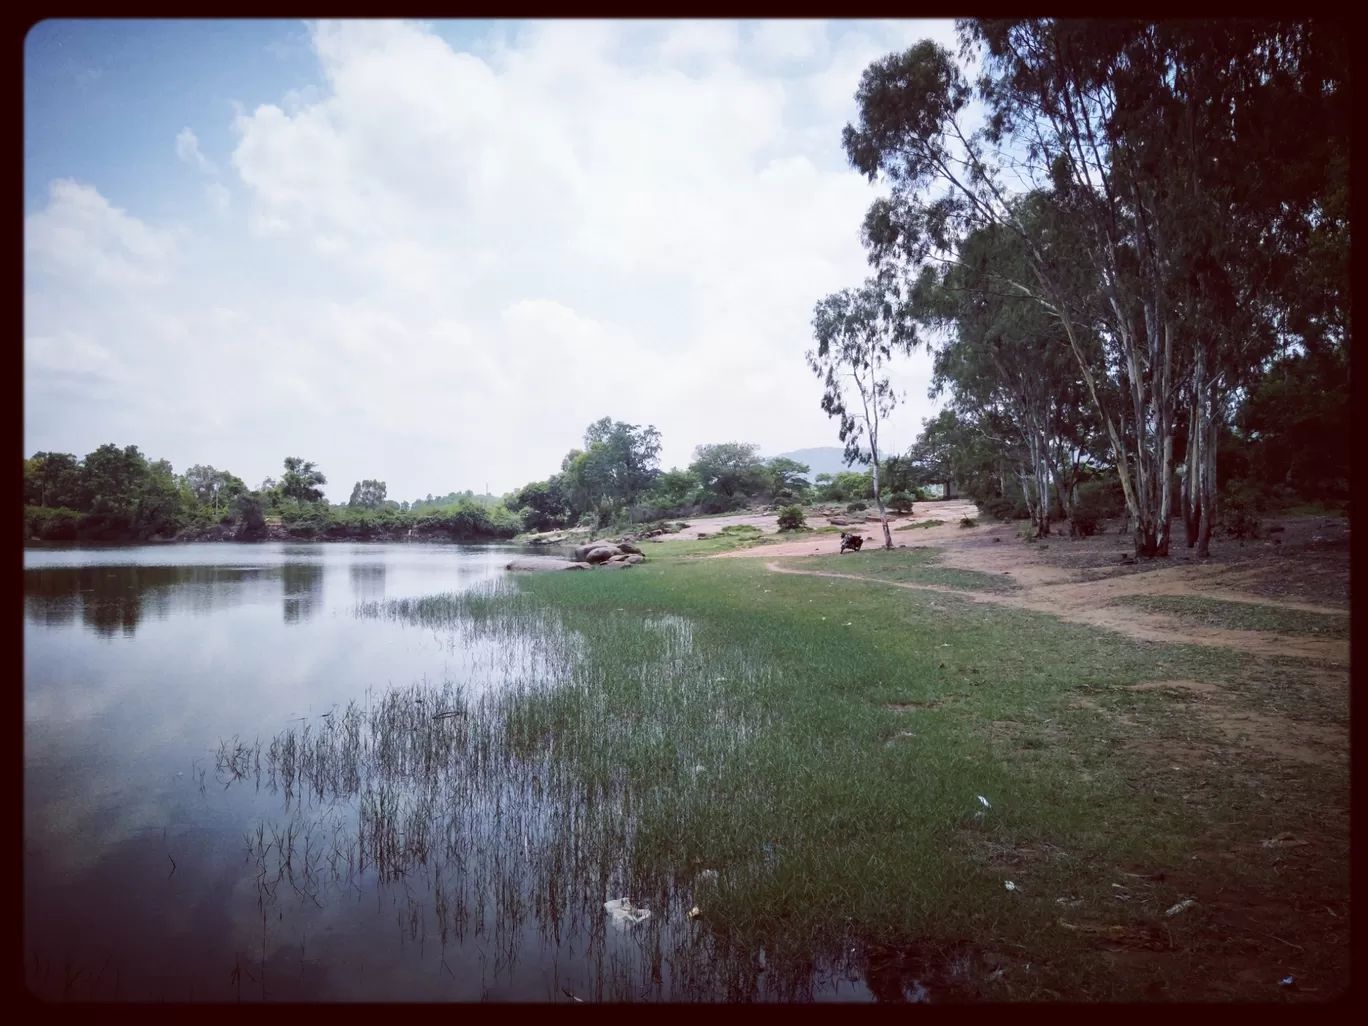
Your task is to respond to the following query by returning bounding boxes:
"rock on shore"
[505,556,593,572]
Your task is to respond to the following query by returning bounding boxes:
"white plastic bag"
[604,898,651,928]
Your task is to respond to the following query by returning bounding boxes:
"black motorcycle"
[839,533,864,554]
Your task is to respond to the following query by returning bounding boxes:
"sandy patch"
[748,504,1349,664]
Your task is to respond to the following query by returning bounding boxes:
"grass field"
[1109,593,1350,639]
[783,546,1019,594]
[346,547,1347,1000]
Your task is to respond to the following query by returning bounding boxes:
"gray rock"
[585,546,620,564]
[615,541,643,555]
[624,553,645,564]
[506,556,593,572]
[597,559,633,569]
[573,541,622,562]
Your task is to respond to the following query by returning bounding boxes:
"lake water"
[24,542,885,1002]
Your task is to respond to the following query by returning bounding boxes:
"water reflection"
[23,566,260,638]
[282,561,325,625]
[22,562,332,635]
[349,563,386,603]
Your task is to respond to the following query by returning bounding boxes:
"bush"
[886,492,915,514]
[777,505,807,532]
[846,501,868,513]
[25,505,82,541]
[983,497,1027,522]
[1217,480,1263,540]
[959,517,978,528]
[1070,477,1125,537]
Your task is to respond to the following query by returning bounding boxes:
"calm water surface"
[24,542,883,1002]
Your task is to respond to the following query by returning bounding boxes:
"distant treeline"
[498,417,946,534]
[23,448,520,544]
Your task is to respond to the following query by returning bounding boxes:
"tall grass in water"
[223,567,1309,1002]
[226,580,868,999]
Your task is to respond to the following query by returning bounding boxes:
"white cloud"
[749,20,828,64]
[26,19,954,499]
[175,127,218,175]
[205,181,231,215]
[24,179,179,287]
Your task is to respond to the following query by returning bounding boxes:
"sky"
[24,18,963,502]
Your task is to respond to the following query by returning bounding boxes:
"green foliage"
[559,418,663,518]
[280,457,328,506]
[846,501,868,513]
[764,457,812,502]
[25,452,82,509]
[1216,480,1263,540]
[886,491,915,514]
[1070,477,1125,537]
[509,477,573,532]
[777,505,808,532]
[689,442,768,499]
[409,489,499,512]
[1238,348,1350,502]
[983,496,1028,523]
[233,493,268,539]
[348,479,388,509]
[185,465,246,513]
[21,443,521,543]
[816,470,873,503]
[24,506,82,541]
[646,467,701,508]
[808,272,917,473]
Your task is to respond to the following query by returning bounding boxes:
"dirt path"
[652,504,977,543]
[733,503,1348,664]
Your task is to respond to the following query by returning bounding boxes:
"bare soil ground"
[720,500,1349,664]
[652,506,938,542]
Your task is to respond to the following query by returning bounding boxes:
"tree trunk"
[871,452,893,549]
[1195,393,1218,558]
[1183,389,1201,547]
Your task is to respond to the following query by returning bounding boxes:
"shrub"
[24,506,82,541]
[1216,480,1262,540]
[983,497,1026,522]
[959,517,978,528]
[886,492,915,514]
[847,501,868,513]
[1070,477,1125,536]
[1070,507,1102,537]
[777,505,807,532]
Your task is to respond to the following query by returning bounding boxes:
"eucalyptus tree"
[808,271,918,549]
[920,193,1101,536]
[184,465,247,515]
[348,479,388,509]
[844,20,1347,557]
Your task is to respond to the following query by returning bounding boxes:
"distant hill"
[771,447,856,482]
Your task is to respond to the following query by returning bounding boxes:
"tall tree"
[280,457,327,507]
[581,417,664,506]
[689,443,767,499]
[24,451,81,509]
[844,21,1348,557]
[184,465,246,515]
[765,457,813,502]
[348,479,388,509]
[79,444,150,520]
[919,194,1101,536]
[650,467,701,507]
[808,271,918,549]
